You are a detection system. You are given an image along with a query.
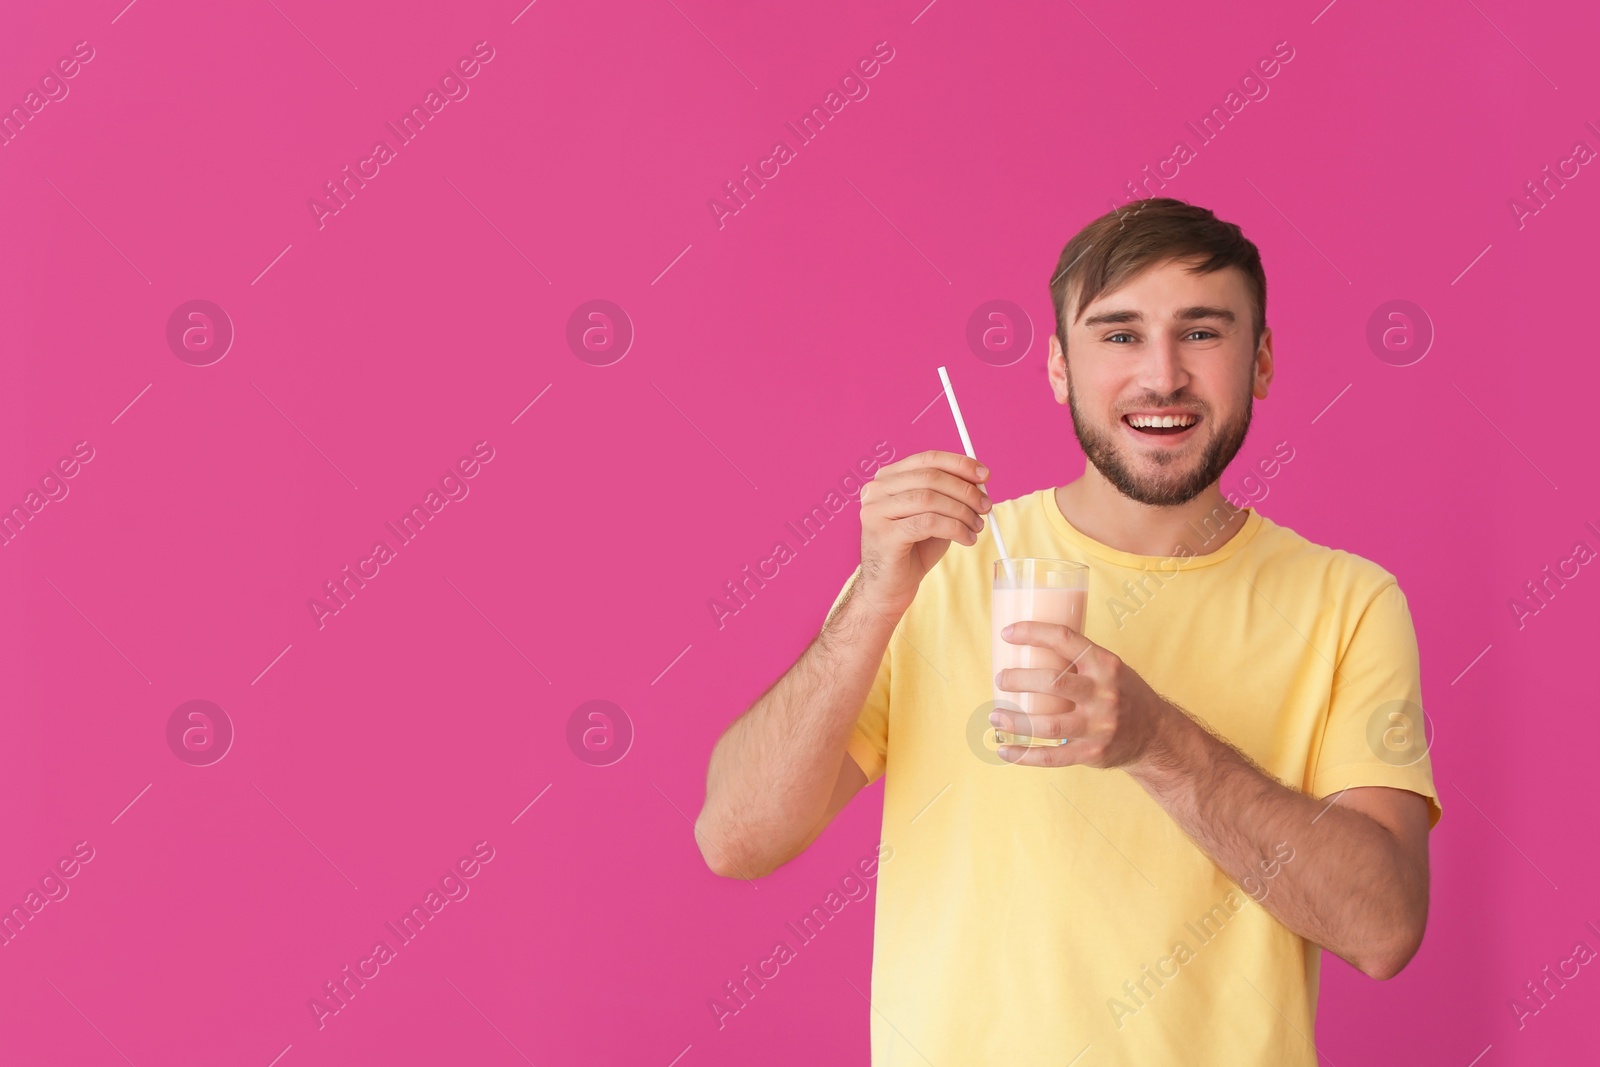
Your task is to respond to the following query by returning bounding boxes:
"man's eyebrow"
[1177,305,1236,324]
[1080,308,1142,328]
[1080,305,1237,328]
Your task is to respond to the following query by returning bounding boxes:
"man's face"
[1048,256,1273,507]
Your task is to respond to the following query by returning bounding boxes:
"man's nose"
[1136,335,1189,396]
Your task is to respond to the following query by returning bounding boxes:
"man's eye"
[1104,330,1217,343]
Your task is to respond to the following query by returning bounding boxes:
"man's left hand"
[992,621,1176,769]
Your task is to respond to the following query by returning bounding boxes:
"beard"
[1066,364,1253,508]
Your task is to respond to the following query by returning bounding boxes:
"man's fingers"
[873,449,988,490]
[871,485,985,532]
[889,512,978,547]
[996,739,1092,767]
[992,708,1086,741]
[868,467,991,515]
[1002,620,1098,669]
[995,667,1092,701]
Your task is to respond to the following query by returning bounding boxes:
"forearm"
[697,568,898,877]
[1126,707,1427,977]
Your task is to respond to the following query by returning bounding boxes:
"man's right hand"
[858,449,991,616]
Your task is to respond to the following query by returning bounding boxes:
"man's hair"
[1048,197,1267,354]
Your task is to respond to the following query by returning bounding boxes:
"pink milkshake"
[991,558,1089,747]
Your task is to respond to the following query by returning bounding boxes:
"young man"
[694,198,1440,1064]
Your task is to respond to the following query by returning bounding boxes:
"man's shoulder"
[1249,511,1403,600]
[988,487,1056,536]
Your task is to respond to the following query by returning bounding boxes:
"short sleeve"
[825,567,891,786]
[1307,580,1442,830]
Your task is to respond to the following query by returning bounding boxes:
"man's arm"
[992,620,1432,980]
[695,449,992,880]
[693,572,893,880]
[1127,709,1430,980]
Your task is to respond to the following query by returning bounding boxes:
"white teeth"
[1127,413,1197,428]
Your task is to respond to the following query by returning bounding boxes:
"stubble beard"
[1065,359,1254,508]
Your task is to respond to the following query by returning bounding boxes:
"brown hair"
[1048,197,1266,353]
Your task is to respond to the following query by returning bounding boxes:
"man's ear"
[1048,334,1071,405]
[1253,327,1274,400]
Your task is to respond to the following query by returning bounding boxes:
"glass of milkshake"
[991,558,1090,748]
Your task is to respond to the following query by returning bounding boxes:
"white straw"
[937,366,1014,580]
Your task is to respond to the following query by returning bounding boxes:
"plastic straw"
[937,366,1014,581]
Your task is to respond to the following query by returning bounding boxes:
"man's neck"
[1054,465,1250,558]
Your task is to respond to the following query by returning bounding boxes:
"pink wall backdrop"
[1,0,1595,1063]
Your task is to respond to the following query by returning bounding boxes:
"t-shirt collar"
[1039,487,1264,569]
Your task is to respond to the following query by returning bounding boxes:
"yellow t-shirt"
[829,487,1441,1066]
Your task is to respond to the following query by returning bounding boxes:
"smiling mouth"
[1123,413,1201,436]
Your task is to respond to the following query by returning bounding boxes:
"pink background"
[2,0,1596,1063]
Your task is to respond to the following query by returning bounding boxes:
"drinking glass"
[990,558,1090,748]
